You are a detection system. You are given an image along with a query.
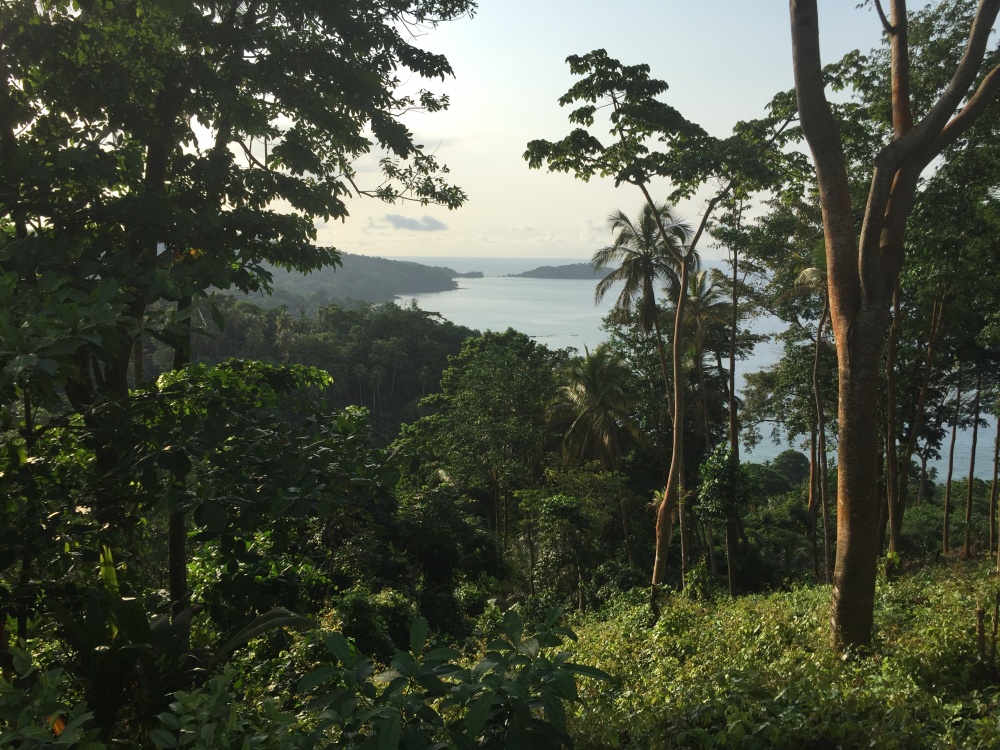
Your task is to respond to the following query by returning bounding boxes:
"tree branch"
[928,63,1000,157]
[238,138,269,170]
[790,0,859,317]
[873,0,894,34]
[879,0,1000,170]
[858,2,1000,264]
[889,0,913,137]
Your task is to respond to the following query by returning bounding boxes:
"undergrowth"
[569,561,1000,749]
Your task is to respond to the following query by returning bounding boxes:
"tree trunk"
[706,520,718,576]
[133,337,145,386]
[917,449,929,506]
[725,518,738,596]
[644,182,724,608]
[169,297,192,619]
[944,371,963,555]
[885,284,901,570]
[0,616,10,681]
[877,438,889,555]
[892,294,944,556]
[989,415,1000,554]
[621,498,634,567]
[790,0,1000,650]
[651,311,673,420]
[819,427,833,585]
[964,371,982,558]
[168,512,187,614]
[828,303,890,650]
[726,218,742,596]
[652,250,690,591]
[812,299,833,583]
[809,426,820,580]
[678,491,689,591]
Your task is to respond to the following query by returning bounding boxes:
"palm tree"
[684,270,729,453]
[680,269,729,581]
[549,344,642,471]
[594,201,698,596]
[593,202,693,412]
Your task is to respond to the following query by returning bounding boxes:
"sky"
[314,1,892,264]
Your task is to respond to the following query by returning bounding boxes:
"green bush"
[328,585,416,661]
[5,612,607,750]
[0,648,105,750]
[569,562,1000,749]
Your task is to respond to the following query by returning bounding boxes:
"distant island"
[240,252,484,312]
[508,263,613,280]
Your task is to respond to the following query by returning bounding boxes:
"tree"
[0,0,473,668]
[684,270,729,455]
[1,0,470,408]
[525,50,792,604]
[395,330,562,550]
[789,0,1000,649]
[549,344,642,471]
[593,202,693,411]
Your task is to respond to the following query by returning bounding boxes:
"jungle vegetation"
[3,0,1000,748]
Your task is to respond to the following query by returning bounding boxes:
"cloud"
[384,214,449,232]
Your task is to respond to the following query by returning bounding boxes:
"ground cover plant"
[568,560,1000,749]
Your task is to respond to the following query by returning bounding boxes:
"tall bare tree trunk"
[917,449,929,506]
[809,426,820,579]
[989,414,1000,555]
[649,187,721,603]
[964,371,982,558]
[622,498,635,567]
[170,296,192,619]
[813,299,833,583]
[890,294,945,559]
[725,208,743,596]
[651,311,673,420]
[944,371,963,555]
[885,285,902,572]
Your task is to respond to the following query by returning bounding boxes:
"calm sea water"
[392,256,995,478]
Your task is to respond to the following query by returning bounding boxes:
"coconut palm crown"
[593,202,695,334]
[549,344,642,471]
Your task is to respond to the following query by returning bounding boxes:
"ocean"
[391,256,995,479]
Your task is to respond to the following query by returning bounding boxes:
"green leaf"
[149,728,178,748]
[378,712,402,750]
[423,647,461,663]
[11,647,32,676]
[325,632,354,666]
[464,691,494,737]
[540,690,567,737]
[502,610,523,642]
[543,607,564,629]
[212,608,314,665]
[298,666,339,693]
[409,616,429,656]
[566,662,615,683]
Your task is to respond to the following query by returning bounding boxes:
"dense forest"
[2,1,1000,748]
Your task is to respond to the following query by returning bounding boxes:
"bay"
[392,256,994,479]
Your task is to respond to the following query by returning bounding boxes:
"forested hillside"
[3,1,1000,749]
[244,253,478,313]
[179,297,478,444]
[510,263,613,280]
